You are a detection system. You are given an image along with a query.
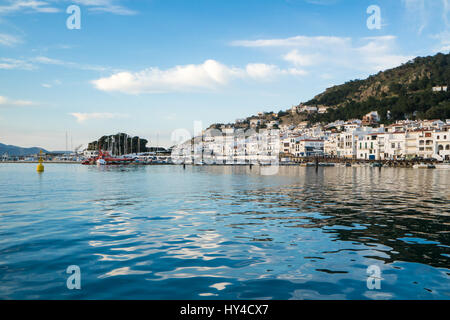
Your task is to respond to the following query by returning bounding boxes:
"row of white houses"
[172,119,450,163]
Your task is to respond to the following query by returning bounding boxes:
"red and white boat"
[82,150,135,165]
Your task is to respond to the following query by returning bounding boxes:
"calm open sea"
[0,163,449,299]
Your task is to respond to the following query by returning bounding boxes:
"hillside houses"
[432,86,448,92]
[174,116,450,164]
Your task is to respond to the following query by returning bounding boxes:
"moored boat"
[82,150,135,165]
[413,163,435,169]
[370,162,382,168]
[435,163,450,169]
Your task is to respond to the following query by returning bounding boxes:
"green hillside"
[305,52,450,123]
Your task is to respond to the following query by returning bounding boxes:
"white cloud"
[69,112,129,122]
[92,59,304,94]
[431,31,450,53]
[231,35,351,48]
[0,33,22,47]
[283,50,319,67]
[0,1,60,14]
[70,0,136,15]
[0,95,34,107]
[0,55,111,72]
[356,37,414,70]
[0,0,135,15]
[245,63,307,79]
[33,56,109,71]
[0,58,34,70]
[245,63,278,79]
[42,79,62,88]
[234,35,413,73]
[92,60,238,94]
[401,0,427,34]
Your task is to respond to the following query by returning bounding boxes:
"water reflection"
[0,164,448,299]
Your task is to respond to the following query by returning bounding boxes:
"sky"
[0,0,449,150]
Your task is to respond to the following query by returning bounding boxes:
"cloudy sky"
[0,0,449,150]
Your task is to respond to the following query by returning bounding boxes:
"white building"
[249,118,261,128]
[83,150,98,158]
[337,127,384,158]
[432,86,448,92]
[416,130,435,159]
[384,132,407,160]
[318,106,329,114]
[356,133,386,160]
[267,120,279,129]
[324,135,338,156]
[433,127,450,161]
[293,139,324,157]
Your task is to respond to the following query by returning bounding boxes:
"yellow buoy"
[37,150,44,173]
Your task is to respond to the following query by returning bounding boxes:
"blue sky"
[0,0,449,150]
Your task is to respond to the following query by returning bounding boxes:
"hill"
[209,52,450,130]
[305,52,450,123]
[87,133,150,155]
[0,143,49,156]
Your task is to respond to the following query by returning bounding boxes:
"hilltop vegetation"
[88,133,149,154]
[305,52,450,123]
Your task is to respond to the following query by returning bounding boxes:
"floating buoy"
[37,150,44,173]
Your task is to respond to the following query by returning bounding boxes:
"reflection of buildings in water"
[205,167,450,269]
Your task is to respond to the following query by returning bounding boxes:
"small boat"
[300,162,316,167]
[370,162,382,168]
[413,163,435,169]
[82,150,135,166]
[435,163,450,169]
[319,162,335,167]
[96,159,107,166]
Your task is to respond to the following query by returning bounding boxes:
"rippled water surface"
[0,164,449,299]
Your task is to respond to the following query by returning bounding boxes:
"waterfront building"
[293,139,324,157]
[324,135,338,157]
[416,130,435,159]
[356,133,386,160]
[337,126,384,158]
[384,132,407,160]
[433,126,450,161]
